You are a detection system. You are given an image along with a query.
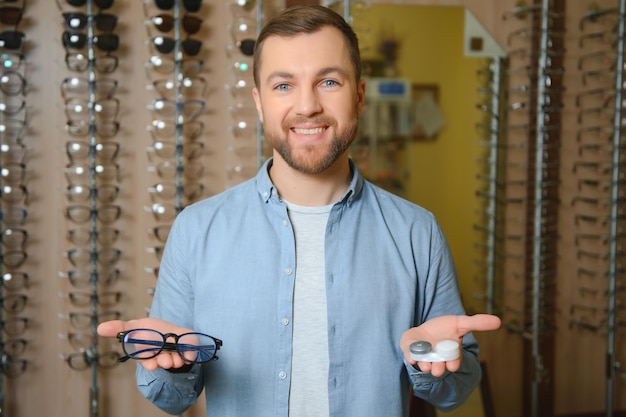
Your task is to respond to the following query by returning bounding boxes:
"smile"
[292,127,326,135]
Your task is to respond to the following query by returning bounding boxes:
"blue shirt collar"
[256,157,364,207]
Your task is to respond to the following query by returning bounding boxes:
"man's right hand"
[97,318,194,371]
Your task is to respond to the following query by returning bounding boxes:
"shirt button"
[279,371,287,379]
[281,318,289,326]
[284,267,293,275]
[262,191,269,199]
[282,219,289,226]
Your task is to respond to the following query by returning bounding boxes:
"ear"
[252,87,264,123]
[356,79,366,116]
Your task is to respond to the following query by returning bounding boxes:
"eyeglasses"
[61,77,118,99]
[0,31,25,50]
[0,98,26,116]
[148,119,203,140]
[1,353,27,377]
[0,119,27,143]
[62,349,120,371]
[147,14,202,35]
[0,70,26,96]
[0,5,23,27]
[150,76,207,99]
[62,12,118,32]
[147,225,170,242]
[1,317,28,336]
[65,163,120,183]
[150,36,202,56]
[65,247,121,268]
[0,207,27,227]
[65,119,120,138]
[1,227,27,248]
[64,97,120,122]
[150,98,205,120]
[153,0,202,13]
[67,291,121,308]
[0,294,26,313]
[67,227,119,246]
[145,55,203,75]
[2,272,29,291]
[117,328,221,363]
[63,311,120,330]
[0,184,27,204]
[65,204,121,225]
[148,182,204,202]
[0,51,23,70]
[1,161,26,183]
[64,0,114,9]
[145,202,179,222]
[65,141,120,163]
[59,268,120,288]
[147,160,204,180]
[65,184,119,204]
[146,141,204,161]
[1,338,27,357]
[65,52,119,74]
[62,32,119,52]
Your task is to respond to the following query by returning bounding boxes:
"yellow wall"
[358,5,488,312]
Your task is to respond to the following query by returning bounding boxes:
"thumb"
[97,319,127,337]
[456,314,501,335]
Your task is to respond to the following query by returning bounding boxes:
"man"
[98,5,501,416]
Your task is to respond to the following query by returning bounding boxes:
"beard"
[263,115,359,175]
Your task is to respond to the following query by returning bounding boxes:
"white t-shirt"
[286,201,332,417]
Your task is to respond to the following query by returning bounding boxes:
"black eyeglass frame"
[117,328,222,364]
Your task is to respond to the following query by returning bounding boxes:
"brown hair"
[253,5,361,89]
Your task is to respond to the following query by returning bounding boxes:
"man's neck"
[269,154,352,206]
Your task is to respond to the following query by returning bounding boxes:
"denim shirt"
[138,158,482,417]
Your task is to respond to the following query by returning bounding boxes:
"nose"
[294,86,322,116]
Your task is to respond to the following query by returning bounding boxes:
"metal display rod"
[605,1,625,416]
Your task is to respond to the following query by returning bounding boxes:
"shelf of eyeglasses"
[59,310,121,332]
[61,348,121,372]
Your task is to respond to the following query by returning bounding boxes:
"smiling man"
[97,5,500,417]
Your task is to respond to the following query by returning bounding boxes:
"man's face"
[252,26,365,175]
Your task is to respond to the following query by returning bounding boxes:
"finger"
[430,361,447,378]
[456,314,501,335]
[97,320,127,337]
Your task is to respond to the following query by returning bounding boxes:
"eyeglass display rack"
[574,2,626,416]
[58,1,122,417]
[498,1,565,416]
[474,56,508,316]
[0,26,30,417]
[225,0,265,187]
[143,0,206,317]
[497,0,626,416]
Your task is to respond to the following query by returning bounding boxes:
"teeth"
[293,127,324,135]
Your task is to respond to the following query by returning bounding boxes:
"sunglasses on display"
[0,5,23,27]
[152,0,202,13]
[64,0,114,10]
[62,12,117,32]
[150,36,201,56]
[62,32,119,52]
[0,31,24,50]
[148,13,202,35]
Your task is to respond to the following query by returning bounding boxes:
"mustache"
[283,116,336,128]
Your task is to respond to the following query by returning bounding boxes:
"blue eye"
[322,80,338,87]
[276,83,289,91]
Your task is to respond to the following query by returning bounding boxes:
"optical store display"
[55,1,124,417]
[0,0,619,416]
[0,0,30,414]
[142,0,208,310]
[470,1,626,416]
